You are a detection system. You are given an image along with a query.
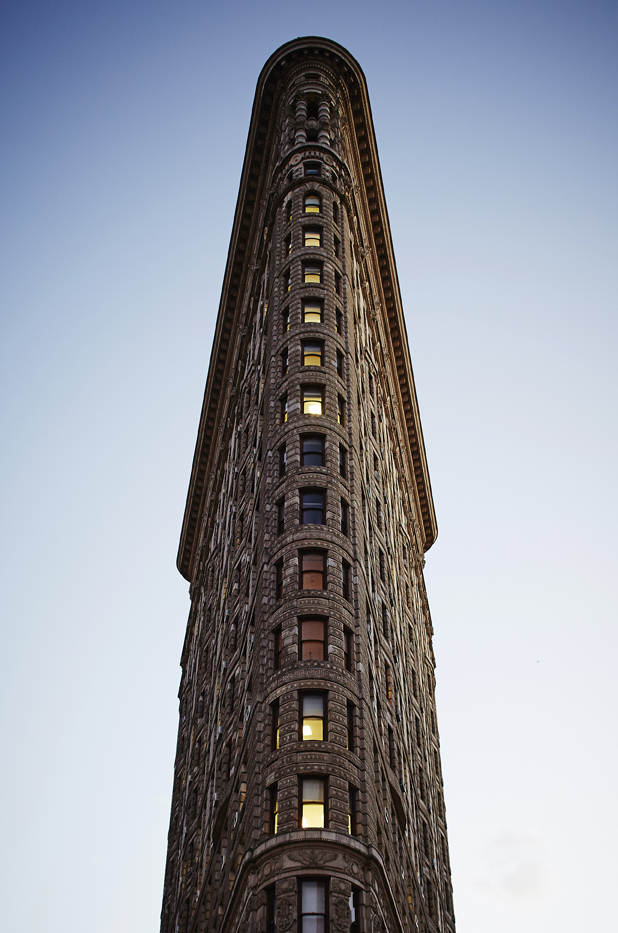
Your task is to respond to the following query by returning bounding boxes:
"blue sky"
[1,2,616,931]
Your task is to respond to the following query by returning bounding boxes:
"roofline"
[177,37,437,581]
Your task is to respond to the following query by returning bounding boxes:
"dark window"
[266,886,277,933]
[350,888,360,933]
[303,299,323,324]
[304,161,321,176]
[335,309,343,334]
[301,693,325,741]
[336,349,344,378]
[388,726,396,771]
[340,498,349,536]
[382,604,388,639]
[285,199,292,222]
[304,227,322,248]
[334,271,341,295]
[285,233,292,256]
[280,395,288,424]
[379,549,385,581]
[344,627,353,671]
[303,262,322,284]
[301,551,326,590]
[300,617,325,660]
[283,267,291,294]
[271,699,280,750]
[304,194,321,214]
[277,499,285,535]
[269,783,278,834]
[301,434,324,467]
[348,785,357,835]
[333,201,339,224]
[278,443,287,478]
[301,489,325,525]
[337,395,345,426]
[339,444,347,478]
[274,626,282,669]
[282,307,290,333]
[300,778,326,828]
[281,347,289,376]
[385,664,392,703]
[275,560,283,601]
[371,412,377,437]
[302,385,324,416]
[342,559,351,602]
[302,340,323,366]
[346,700,355,752]
[333,236,340,259]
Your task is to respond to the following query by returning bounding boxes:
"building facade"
[161,37,455,933]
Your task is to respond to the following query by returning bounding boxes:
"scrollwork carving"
[333,896,351,931]
[275,896,294,931]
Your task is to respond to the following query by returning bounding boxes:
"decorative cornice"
[177,37,437,581]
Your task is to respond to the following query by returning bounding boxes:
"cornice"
[177,37,437,581]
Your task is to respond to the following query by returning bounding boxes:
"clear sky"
[1,1,616,931]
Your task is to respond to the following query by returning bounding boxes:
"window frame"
[300,550,327,591]
[271,698,280,750]
[304,193,321,214]
[343,626,353,671]
[275,560,283,601]
[299,776,327,829]
[301,433,325,467]
[342,559,351,602]
[269,783,279,835]
[273,626,282,669]
[277,498,285,535]
[303,261,323,285]
[299,616,326,660]
[302,339,324,367]
[300,488,325,526]
[302,384,325,417]
[299,879,328,933]
[302,298,323,324]
[303,226,322,248]
[300,691,326,742]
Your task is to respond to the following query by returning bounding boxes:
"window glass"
[303,300,322,323]
[340,498,349,535]
[270,784,278,834]
[302,694,324,740]
[336,350,344,378]
[303,262,322,284]
[301,552,325,590]
[339,444,347,478]
[348,785,356,834]
[337,396,345,425]
[301,490,325,525]
[281,347,289,376]
[282,308,290,333]
[302,386,323,416]
[301,778,325,828]
[278,444,286,477]
[304,228,322,248]
[301,618,325,658]
[281,395,288,424]
[301,880,326,933]
[304,162,321,176]
[302,435,324,466]
[271,699,280,749]
[304,194,321,214]
[302,341,323,366]
[335,309,343,334]
[346,701,355,751]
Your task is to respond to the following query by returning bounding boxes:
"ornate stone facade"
[160,37,455,933]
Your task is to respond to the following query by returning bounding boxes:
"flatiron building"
[161,36,455,933]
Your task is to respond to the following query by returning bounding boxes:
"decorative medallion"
[275,896,294,932]
[333,896,351,931]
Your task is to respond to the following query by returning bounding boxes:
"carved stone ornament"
[287,848,338,868]
[333,896,351,931]
[275,896,294,932]
[342,854,362,877]
[260,854,283,879]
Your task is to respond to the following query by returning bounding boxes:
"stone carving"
[342,853,362,877]
[275,896,294,931]
[287,848,338,868]
[333,896,351,931]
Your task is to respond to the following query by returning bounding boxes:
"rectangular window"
[275,560,283,601]
[278,443,286,478]
[304,194,321,214]
[267,886,277,933]
[282,307,290,333]
[277,499,285,535]
[382,604,388,639]
[280,395,288,425]
[283,268,291,293]
[274,626,282,669]
[333,236,340,259]
[342,559,351,602]
[301,693,325,741]
[301,434,324,466]
[333,201,339,224]
[337,395,345,426]
[350,889,360,933]
[385,664,392,703]
[285,233,292,256]
[281,347,289,376]
[300,617,325,660]
[348,785,357,835]
[302,385,324,416]
[300,778,326,828]
[302,340,323,366]
[346,700,355,752]
[379,549,385,581]
[339,444,347,478]
[301,489,325,525]
[301,551,326,590]
[334,271,341,295]
[304,161,321,176]
[343,627,353,671]
[285,199,292,222]
[340,498,349,536]
[336,349,344,378]
[269,783,279,834]
[303,299,323,324]
[300,879,327,933]
[304,227,322,248]
[271,699,280,750]
[335,309,343,334]
[303,262,322,284]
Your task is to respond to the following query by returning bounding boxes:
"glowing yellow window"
[303,341,323,366]
[302,694,324,740]
[302,386,324,416]
[304,263,322,284]
[304,228,322,248]
[304,194,321,214]
[303,301,322,324]
[301,778,325,828]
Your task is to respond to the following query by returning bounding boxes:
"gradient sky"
[1,2,616,931]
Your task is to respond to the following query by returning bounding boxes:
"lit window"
[337,396,345,425]
[269,783,278,834]
[301,880,327,932]
[283,268,291,292]
[301,489,325,525]
[301,434,324,466]
[301,778,326,828]
[301,552,326,591]
[304,194,321,214]
[303,262,322,284]
[303,300,322,324]
[304,227,322,248]
[280,395,288,424]
[302,340,323,366]
[300,617,325,660]
[302,386,324,416]
[301,694,324,740]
